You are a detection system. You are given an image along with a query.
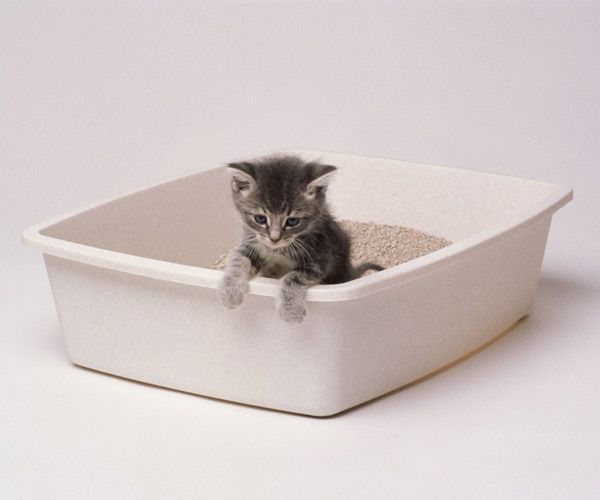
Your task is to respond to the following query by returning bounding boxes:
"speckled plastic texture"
[22,151,572,416]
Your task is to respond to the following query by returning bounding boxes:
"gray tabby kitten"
[217,155,383,323]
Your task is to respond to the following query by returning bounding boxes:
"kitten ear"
[305,162,337,198]
[228,162,256,195]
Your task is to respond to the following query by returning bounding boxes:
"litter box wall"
[43,216,550,416]
[24,151,572,416]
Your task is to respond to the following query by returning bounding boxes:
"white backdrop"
[2,2,599,499]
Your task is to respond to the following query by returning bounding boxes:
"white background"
[2,1,599,499]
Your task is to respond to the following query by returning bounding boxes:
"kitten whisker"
[293,239,313,266]
[294,240,308,265]
[245,238,260,264]
[287,241,299,266]
[285,240,297,263]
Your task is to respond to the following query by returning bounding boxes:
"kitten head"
[227,155,336,249]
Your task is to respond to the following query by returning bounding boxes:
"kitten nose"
[269,230,281,242]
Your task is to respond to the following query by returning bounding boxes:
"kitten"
[217,155,383,323]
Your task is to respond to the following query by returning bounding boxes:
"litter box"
[22,150,572,416]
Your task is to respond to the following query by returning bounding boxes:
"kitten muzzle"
[260,237,289,250]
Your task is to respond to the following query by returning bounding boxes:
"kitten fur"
[217,154,383,323]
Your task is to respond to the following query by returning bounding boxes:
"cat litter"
[211,221,452,272]
[22,150,572,416]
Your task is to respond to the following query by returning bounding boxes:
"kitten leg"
[277,269,322,324]
[218,249,255,309]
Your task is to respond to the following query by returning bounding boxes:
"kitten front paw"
[278,300,306,324]
[218,282,248,309]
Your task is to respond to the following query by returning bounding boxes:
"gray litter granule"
[211,220,452,271]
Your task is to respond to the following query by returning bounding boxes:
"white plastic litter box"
[22,151,573,416]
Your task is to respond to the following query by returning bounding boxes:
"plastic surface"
[22,151,572,415]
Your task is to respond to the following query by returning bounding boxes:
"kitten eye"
[285,217,300,227]
[254,214,267,224]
